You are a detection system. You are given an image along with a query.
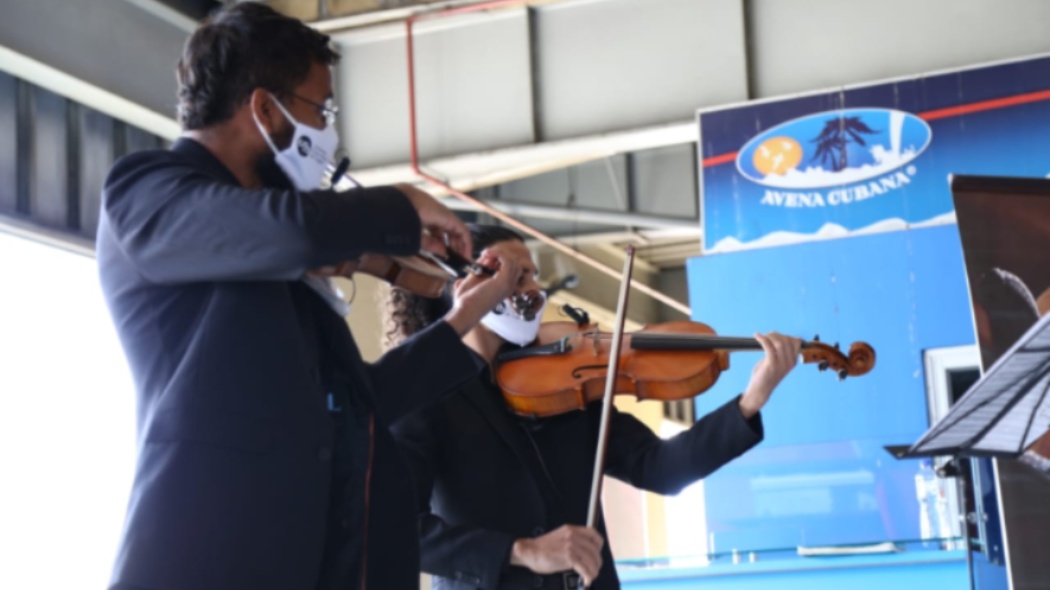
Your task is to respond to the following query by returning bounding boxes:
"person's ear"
[248,88,277,135]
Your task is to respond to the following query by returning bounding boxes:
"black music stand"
[905,312,1050,459]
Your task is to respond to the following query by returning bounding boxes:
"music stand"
[882,444,912,460]
[905,311,1050,459]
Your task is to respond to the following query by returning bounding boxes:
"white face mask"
[253,93,339,191]
[480,292,548,347]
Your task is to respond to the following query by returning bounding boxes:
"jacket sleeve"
[603,395,764,495]
[391,408,516,590]
[101,151,420,284]
[366,321,484,423]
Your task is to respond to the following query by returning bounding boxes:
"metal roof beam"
[0,45,180,141]
[439,197,697,230]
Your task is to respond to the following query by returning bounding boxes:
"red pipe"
[410,0,526,22]
[404,1,691,315]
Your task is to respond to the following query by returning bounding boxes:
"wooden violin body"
[356,253,456,299]
[495,320,876,418]
[323,249,494,300]
[497,321,727,417]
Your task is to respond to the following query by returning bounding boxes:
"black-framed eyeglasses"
[291,93,339,127]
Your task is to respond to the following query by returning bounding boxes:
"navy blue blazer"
[98,138,478,590]
[391,366,764,590]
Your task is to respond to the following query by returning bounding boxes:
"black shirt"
[392,352,765,590]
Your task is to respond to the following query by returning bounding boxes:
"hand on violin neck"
[739,332,802,419]
[443,250,520,338]
[510,525,604,588]
[394,183,473,262]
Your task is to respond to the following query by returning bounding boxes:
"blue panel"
[78,107,114,238]
[686,226,976,552]
[970,457,1009,590]
[30,86,68,227]
[972,548,1009,590]
[0,72,15,214]
[699,55,1050,251]
[620,551,969,590]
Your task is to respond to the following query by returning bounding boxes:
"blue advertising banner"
[699,55,1050,253]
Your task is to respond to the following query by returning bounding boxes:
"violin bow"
[580,245,636,588]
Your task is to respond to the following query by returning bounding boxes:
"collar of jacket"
[171,137,242,185]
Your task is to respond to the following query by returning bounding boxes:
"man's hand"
[308,184,466,279]
[395,183,472,263]
[739,332,802,418]
[510,525,604,588]
[443,249,520,337]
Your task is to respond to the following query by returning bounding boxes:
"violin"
[354,250,491,299]
[325,165,498,300]
[320,242,498,299]
[323,246,545,322]
[494,320,876,418]
[326,169,538,308]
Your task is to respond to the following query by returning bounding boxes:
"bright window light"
[0,232,136,590]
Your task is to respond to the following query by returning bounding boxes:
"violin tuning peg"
[813,335,820,342]
[818,360,829,372]
[834,342,840,351]
[837,368,849,381]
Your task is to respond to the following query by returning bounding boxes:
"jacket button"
[316,446,332,462]
[532,575,544,588]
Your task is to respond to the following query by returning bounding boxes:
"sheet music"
[910,313,1050,457]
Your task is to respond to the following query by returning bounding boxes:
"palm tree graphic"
[810,116,880,171]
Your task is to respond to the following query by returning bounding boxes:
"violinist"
[97,5,518,590]
[387,225,803,590]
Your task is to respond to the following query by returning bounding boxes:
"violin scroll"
[801,338,876,381]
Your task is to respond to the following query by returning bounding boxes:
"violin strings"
[583,332,764,350]
[584,331,818,351]
[633,334,763,350]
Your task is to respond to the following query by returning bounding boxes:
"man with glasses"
[292,93,339,127]
[97,4,517,590]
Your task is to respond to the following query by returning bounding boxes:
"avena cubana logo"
[736,109,932,201]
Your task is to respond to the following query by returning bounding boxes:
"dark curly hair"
[176,3,340,130]
[382,224,525,350]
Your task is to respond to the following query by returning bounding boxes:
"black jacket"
[98,138,478,590]
[391,364,764,590]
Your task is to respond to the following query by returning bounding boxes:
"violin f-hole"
[571,364,610,379]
